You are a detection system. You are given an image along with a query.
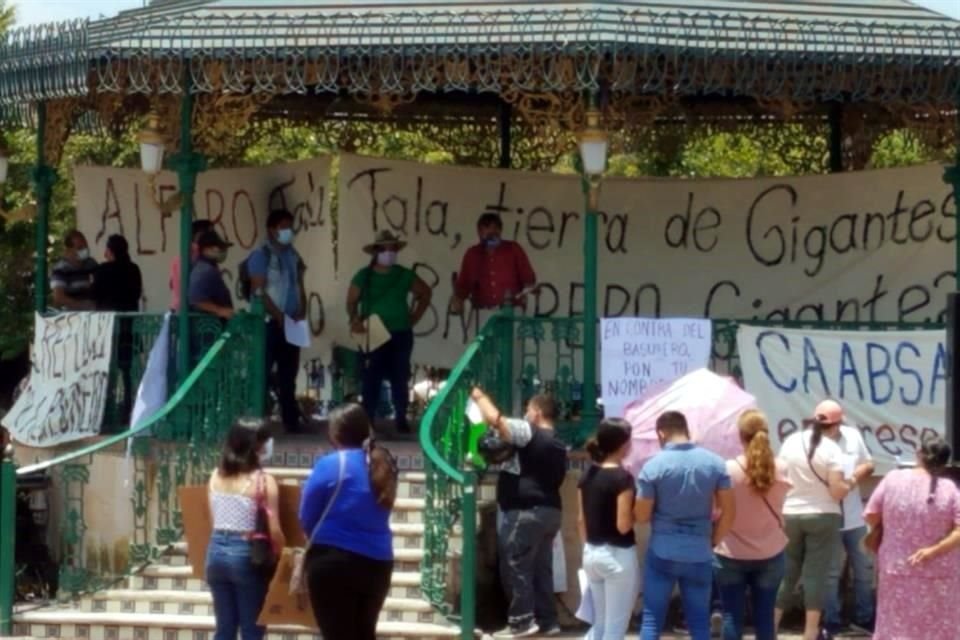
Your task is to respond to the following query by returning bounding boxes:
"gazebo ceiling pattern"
[1,0,960,109]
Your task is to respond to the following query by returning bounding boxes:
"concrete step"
[80,589,435,622]
[128,565,428,601]
[12,610,460,639]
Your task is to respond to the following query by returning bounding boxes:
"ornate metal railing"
[0,305,265,617]
[419,309,513,639]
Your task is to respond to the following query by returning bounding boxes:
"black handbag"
[249,473,277,579]
[478,429,516,465]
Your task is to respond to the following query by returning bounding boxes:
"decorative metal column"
[32,102,57,313]
[581,175,600,429]
[827,103,844,174]
[0,443,15,635]
[577,101,608,432]
[168,81,207,385]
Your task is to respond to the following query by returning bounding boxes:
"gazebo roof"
[2,0,960,109]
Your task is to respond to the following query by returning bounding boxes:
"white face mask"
[277,228,294,245]
[259,438,274,464]
[76,248,90,261]
[377,250,397,267]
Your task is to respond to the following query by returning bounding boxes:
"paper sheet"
[351,314,390,352]
[284,315,311,348]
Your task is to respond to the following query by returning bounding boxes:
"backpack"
[238,245,305,302]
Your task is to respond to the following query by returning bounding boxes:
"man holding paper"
[248,208,308,434]
[346,231,432,434]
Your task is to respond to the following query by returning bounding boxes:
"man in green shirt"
[346,230,432,433]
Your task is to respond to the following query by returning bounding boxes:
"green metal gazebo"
[2,1,960,637]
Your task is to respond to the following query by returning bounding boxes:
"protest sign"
[2,313,116,446]
[74,159,335,360]
[601,317,712,418]
[737,325,946,470]
[336,154,953,367]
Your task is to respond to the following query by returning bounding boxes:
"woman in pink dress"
[863,437,960,640]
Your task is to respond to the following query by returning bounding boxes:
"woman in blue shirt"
[299,403,398,640]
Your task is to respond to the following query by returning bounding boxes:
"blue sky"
[10,0,960,25]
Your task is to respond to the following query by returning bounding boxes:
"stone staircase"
[12,468,465,640]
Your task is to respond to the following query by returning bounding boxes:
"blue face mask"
[277,228,294,245]
[484,236,501,249]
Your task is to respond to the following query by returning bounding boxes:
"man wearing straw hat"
[346,230,432,434]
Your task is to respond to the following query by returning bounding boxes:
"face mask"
[484,236,501,249]
[277,228,294,245]
[76,248,90,261]
[206,250,226,263]
[259,438,274,464]
[377,250,397,267]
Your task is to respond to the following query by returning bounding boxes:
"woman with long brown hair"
[206,418,284,640]
[298,403,399,640]
[714,410,791,640]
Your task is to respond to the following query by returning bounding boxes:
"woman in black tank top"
[577,418,639,639]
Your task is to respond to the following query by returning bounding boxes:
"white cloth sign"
[2,313,116,446]
[737,325,946,471]
[74,158,335,361]
[337,154,953,368]
[601,318,712,418]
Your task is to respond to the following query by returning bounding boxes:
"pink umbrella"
[622,368,757,477]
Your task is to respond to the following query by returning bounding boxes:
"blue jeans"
[713,552,785,640]
[205,531,269,640]
[824,526,875,629]
[640,551,713,640]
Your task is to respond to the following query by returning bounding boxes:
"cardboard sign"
[178,481,306,579]
[257,548,318,630]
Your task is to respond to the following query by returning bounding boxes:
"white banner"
[74,158,335,360]
[2,312,117,446]
[601,317,712,418]
[337,154,954,368]
[737,325,947,470]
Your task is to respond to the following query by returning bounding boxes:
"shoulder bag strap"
[801,437,830,487]
[735,459,784,531]
[307,451,347,548]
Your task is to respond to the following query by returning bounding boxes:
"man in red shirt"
[451,213,537,313]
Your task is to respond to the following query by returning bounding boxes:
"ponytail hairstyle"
[738,410,776,493]
[807,419,829,464]
[328,403,398,510]
[585,418,631,463]
[919,436,951,505]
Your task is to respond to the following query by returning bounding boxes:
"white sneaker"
[491,622,540,638]
[540,624,562,636]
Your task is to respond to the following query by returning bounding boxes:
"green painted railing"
[419,309,514,640]
[0,303,266,615]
